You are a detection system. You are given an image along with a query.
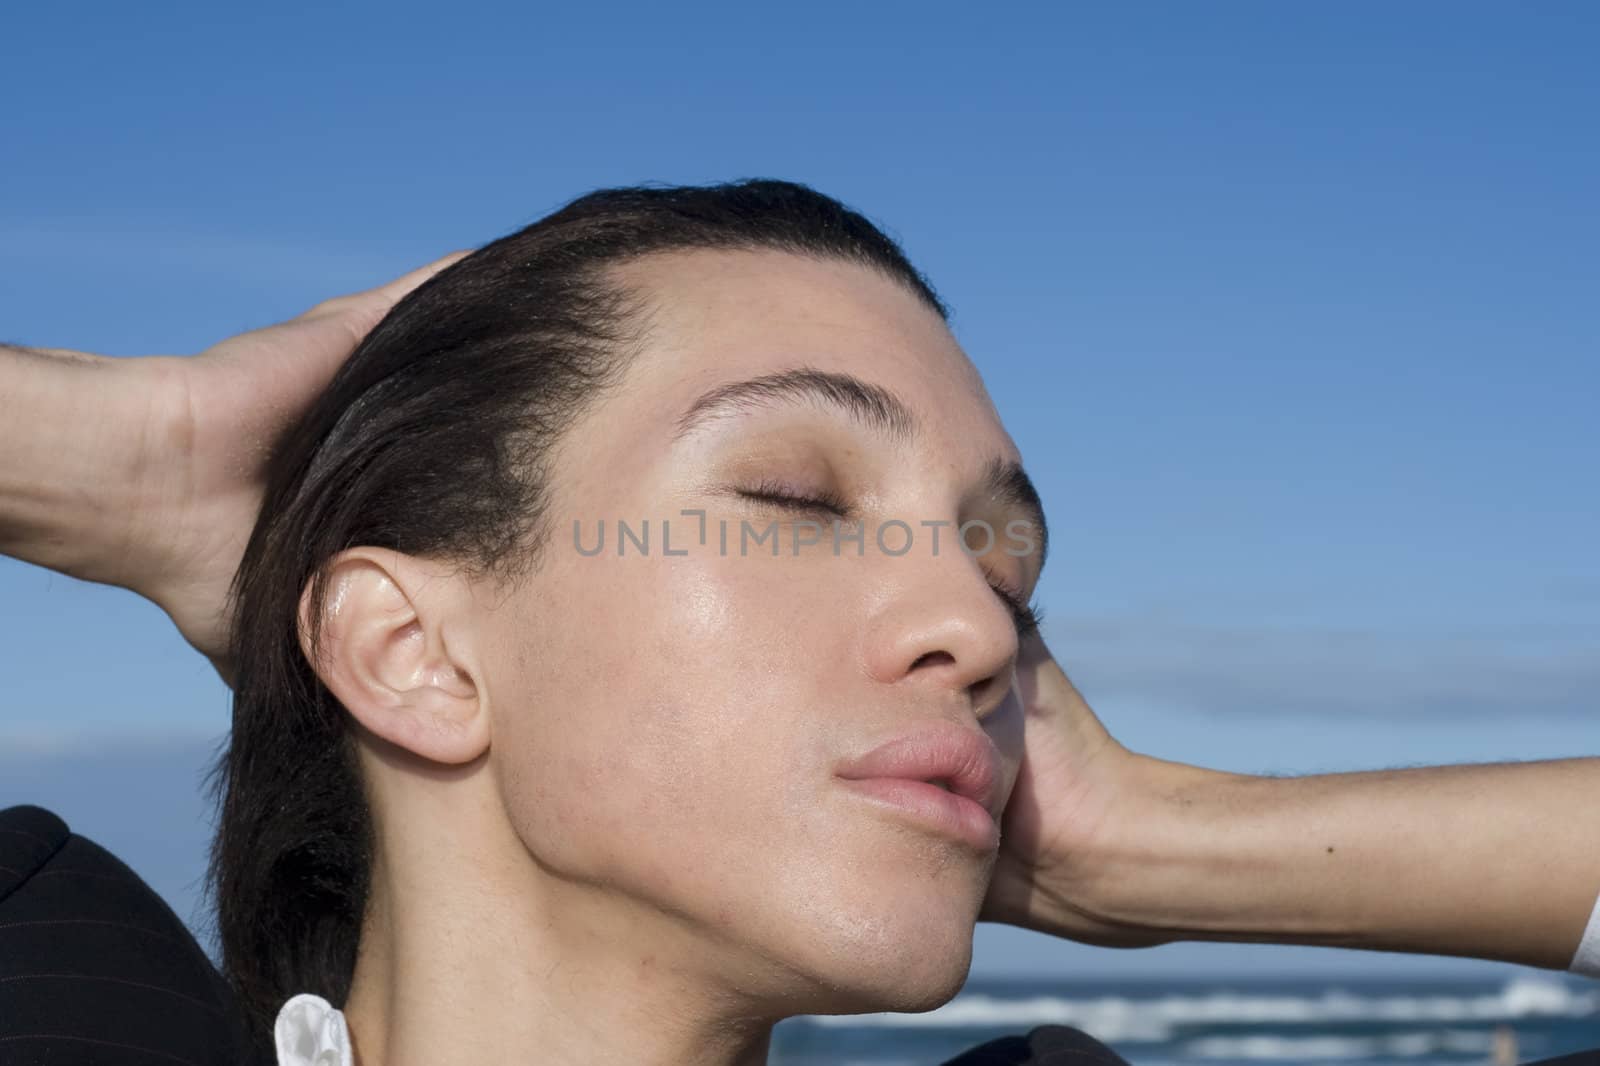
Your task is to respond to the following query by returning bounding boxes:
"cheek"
[481,547,848,884]
[476,544,996,993]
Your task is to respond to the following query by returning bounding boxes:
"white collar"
[275,992,353,1066]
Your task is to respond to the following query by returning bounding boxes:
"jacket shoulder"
[941,1024,1130,1065]
[0,803,268,1064]
[0,803,71,902]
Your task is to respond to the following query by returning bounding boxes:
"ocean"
[768,973,1600,1065]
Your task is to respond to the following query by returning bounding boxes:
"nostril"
[909,650,956,671]
[972,671,1013,720]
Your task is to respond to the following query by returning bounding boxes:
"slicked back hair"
[206,179,947,1045]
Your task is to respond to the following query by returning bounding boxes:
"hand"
[980,632,1172,947]
[124,253,469,683]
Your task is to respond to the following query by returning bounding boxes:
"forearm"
[1051,754,1600,970]
[0,343,180,584]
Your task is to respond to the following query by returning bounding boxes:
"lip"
[834,723,1002,851]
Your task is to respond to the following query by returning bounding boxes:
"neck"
[340,810,776,1066]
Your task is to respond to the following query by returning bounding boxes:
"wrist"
[0,347,189,588]
[1028,754,1277,945]
[1035,756,1600,968]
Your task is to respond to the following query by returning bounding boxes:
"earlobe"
[297,549,489,766]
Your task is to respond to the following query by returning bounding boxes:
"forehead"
[604,248,1012,455]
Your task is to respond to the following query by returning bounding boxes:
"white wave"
[801,974,1595,1044]
[805,993,1175,1043]
[1185,1026,1493,1060]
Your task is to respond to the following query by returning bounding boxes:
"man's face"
[476,248,1043,1016]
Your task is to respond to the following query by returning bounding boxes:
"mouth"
[833,722,1003,851]
[834,722,1002,820]
[838,776,999,852]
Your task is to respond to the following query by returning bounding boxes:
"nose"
[860,548,1021,721]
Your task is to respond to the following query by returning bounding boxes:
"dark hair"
[205,179,947,1043]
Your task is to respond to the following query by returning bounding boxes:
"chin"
[790,918,976,1018]
[880,954,973,1014]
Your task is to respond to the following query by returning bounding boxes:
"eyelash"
[736,482,1045,639]
[740,479,852,518]
[989,577,1046,640]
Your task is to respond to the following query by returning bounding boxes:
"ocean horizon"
[771,972,1600,1065]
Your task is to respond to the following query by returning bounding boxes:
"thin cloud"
[0,725,225,761]
[1545,575,1600,605]
[0,216,408,292]
[1046,615,1599,721]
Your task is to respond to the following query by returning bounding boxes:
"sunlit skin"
[3,218,1596,1066]
[307,249,1045,1066]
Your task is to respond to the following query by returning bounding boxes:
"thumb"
[197,250,478,430]
[295,249,474,330]
[212,250,476,374]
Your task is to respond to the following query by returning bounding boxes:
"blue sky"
[1,2,1596,981]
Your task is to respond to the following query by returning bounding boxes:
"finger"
[296,249,474,323]
[1017,629,1052,667]
[361,249,475,306]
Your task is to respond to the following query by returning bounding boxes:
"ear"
[297,548,489,765]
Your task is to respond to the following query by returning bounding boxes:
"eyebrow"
[674,365,1049,572]
[980,455,1050,574]
[673,366,917,445]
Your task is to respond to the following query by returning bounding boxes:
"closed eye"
[987,575,1044,639]
[738,485,1043,638]
[736,483,852,518]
